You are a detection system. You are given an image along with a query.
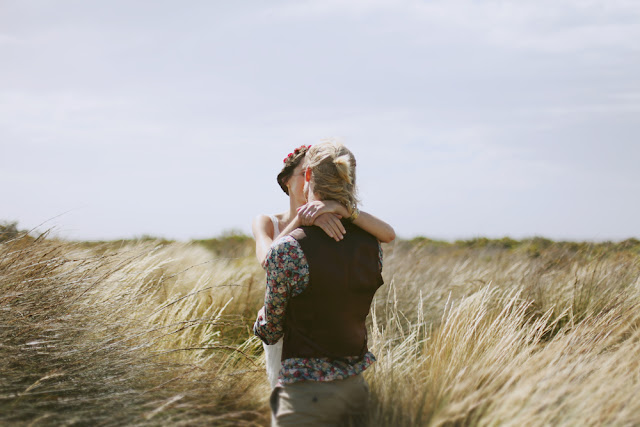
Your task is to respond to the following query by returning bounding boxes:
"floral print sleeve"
[253,236,309,345]
[254,235,383,386]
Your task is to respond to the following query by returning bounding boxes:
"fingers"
[300,213,313,226]
[314,215,334,239]
[297,205,311,224]
[316,213,346,241]
[304,209,317,226]
[297,206,310,225]
[329,216,346,241]
[305,206,320,221]
[309,201,326,219]
[297,201,327,223]
[298,206,318,225]
[318,222,338,241]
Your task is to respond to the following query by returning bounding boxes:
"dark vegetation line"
[3,221,638,256]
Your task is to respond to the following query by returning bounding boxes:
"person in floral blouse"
[251,143,394,392]
[254,141,387,426]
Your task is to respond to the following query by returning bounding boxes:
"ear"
[305,168,312,182]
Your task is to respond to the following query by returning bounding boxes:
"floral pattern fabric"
[279,352,377,385]
[254,235,382,386]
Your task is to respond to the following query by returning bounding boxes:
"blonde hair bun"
[306,140,359,215]
[333,155,353,185]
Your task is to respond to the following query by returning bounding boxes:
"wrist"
[349,206,360,222]
[324,200,339,211]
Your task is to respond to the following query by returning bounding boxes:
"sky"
[1,0,639,241]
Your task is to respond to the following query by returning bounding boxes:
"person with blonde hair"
[252,144,394,267]
[254,141,387,426]
[252,143,394,393]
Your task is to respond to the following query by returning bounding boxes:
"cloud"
[1,0,639,240]
[544,102,640,116]
[274,0,640,52]
[0,34,25,45]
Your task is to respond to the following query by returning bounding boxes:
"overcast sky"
[2,0,639,241]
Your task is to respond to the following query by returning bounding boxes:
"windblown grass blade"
[2,233,639,425]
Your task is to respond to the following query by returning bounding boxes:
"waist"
[277,351,376,386]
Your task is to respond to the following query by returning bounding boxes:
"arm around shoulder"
[297,200,394,242]
[251,214,274,266]
[352,210,396,243]
[254,236,309,344]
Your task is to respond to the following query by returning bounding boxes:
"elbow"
[255,330,280,345]
[254,325,268,343]
[254,322,281,344]
[381,228,396,243]
[263,336,280,345]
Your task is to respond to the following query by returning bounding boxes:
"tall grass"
[0,233,267,426]
[367,240,640,426]
[2,233,639,425]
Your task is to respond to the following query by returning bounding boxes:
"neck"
[307,192,319,204]
[283,192,307,224]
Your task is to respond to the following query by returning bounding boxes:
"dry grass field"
[1,228,640,426]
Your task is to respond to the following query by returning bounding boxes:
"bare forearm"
[255,240,271,266]
[252,215,275,266]
[276,215,302,239]
[353,210,396,243]
[296,200,394,242]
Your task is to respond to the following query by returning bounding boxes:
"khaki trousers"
[270,374,369,426]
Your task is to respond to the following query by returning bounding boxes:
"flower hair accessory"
[283,145,312,163]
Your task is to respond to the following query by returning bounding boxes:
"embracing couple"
[252,140,394,426]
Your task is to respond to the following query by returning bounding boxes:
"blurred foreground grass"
[1,227,640,425]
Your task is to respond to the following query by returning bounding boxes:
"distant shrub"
[193,229,254,259]
[453,237,520,250]
[0,221,27,242]
[409,236,450,247]
[618,238,640,253]
[455,237,491,248]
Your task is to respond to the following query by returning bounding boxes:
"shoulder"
[266,235,305,265]
[345,221,379,246]
[252,214,271,227]
[270,235,302,254]
[252,214,273,237]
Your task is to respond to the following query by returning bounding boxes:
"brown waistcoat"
[282,221,384,361]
